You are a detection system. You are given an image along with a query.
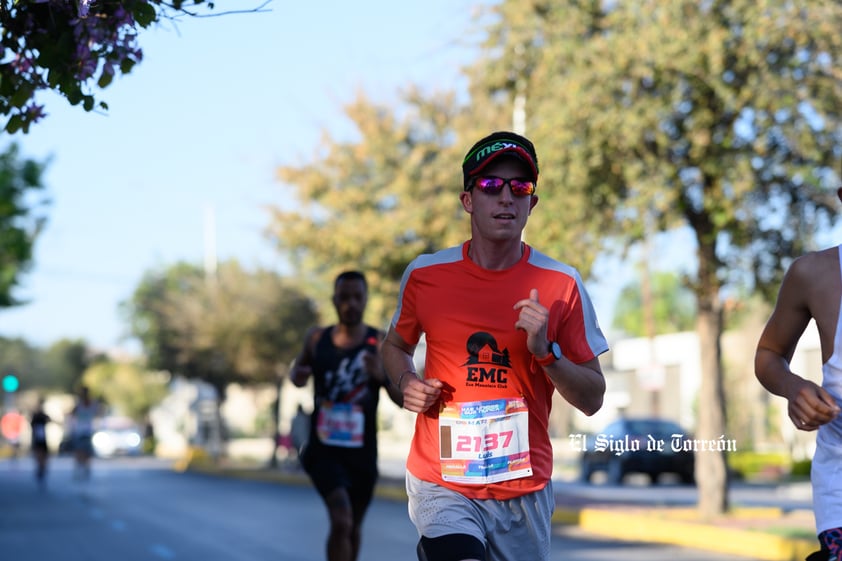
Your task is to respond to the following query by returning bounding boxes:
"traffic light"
[2,374,19,393]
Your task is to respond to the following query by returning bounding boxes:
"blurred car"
[579,417,695,485]
[91,416,144,458]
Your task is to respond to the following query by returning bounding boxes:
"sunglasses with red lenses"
[470,176,536,197]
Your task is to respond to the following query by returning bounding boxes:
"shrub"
[728,451,791,480]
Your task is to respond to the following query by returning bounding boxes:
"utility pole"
[514,43,528,245]
[202,205,221,456]
[512,43,527,136]
[513,84,526,136]
[639,219,663,416]
[203,204,218,284]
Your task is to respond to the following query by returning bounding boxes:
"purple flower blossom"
[25,104,46,123]
[11,54,34,74]
[76,0,93,19]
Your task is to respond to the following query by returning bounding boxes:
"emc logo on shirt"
[463,332,511,387]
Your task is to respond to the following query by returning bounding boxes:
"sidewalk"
[183,454,818,561]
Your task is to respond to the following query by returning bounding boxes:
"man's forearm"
[755,348,801,400]
[543,358,605,416]
[382,336,416,389]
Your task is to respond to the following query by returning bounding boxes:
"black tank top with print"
[308,325,382,457]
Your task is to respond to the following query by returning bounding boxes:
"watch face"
[550,341,562,360]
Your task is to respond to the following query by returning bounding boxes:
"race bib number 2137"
[438,397,531,485]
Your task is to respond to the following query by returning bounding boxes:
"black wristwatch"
[536,341,562,366]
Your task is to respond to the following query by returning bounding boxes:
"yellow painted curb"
[375,483,408,502]
[579,508,816,561]
[173,448,194,472]
[551,507,581,525]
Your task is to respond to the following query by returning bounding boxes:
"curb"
[577,507,816,561]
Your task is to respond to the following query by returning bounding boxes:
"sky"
[0,0,692,354]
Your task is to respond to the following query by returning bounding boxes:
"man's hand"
[513,288,550,357]
[290,362,312,388]
[787,378,841,431]
[400,375,443,414]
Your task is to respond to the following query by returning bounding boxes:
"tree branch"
[156,0,272,18]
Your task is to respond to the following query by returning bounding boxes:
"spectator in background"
[69,386,100,481]
[30,398,51,489]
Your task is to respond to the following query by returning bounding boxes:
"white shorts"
[406,471,554,561]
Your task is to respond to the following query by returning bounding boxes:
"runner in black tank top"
[290,271,403,561]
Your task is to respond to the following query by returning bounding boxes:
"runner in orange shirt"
[382,131,609,561]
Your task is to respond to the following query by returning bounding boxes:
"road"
[0,456,768,561]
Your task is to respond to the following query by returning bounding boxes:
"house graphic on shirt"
[464,332,512,367]
[478,344,493,364]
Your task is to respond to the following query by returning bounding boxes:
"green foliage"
[124,260,319,397]
[42,338,99,392]
[0,143,49,306]
[790,459,811,479]
[0,336,40,391]
[82,359,169,420]
[0,336,97,392]
[728,450,791,480]
[472,1,842,290]
[612,269,696,336]
[573,3,834,291]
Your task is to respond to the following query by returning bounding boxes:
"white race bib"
[316,402,364,448]
[438,397,532,484]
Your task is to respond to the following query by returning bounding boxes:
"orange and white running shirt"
[392,241,609,500]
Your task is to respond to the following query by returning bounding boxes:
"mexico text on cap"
[462,131,539,188]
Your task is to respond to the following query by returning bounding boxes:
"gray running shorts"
[406,471,554,561]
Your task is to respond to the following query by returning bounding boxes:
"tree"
[126,260,318,457]
[82,359,168,421]
[125,260,318,399]
[42,338,98,392]
[0,336,98,392]
[0,0,270,133]
[0,336,39,391]
[473,0,842,517]
[267,89,471,326]
[0,143,49,306]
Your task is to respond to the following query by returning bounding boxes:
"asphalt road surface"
[0,456,766,561]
